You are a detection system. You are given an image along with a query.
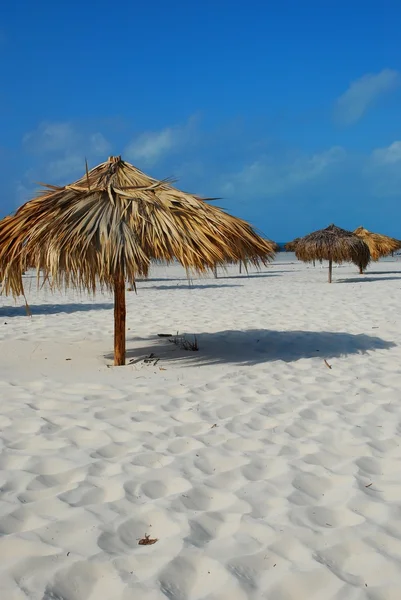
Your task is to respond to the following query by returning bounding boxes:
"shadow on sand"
[137,283,243,291]
[0,303,113,318]
[338,276,401,283]
[136,276,202,283]
[105,329,395,366]
[364,270,401,276]
[215,272,285,280]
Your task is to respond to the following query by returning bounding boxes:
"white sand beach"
[1,254,401,599]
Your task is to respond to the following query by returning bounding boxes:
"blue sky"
[1,0,401,240]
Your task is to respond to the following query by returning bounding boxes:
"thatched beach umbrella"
[285,238,300,252]
[295,224,370,283]
[0,156,275,365]
[354,226,401,272]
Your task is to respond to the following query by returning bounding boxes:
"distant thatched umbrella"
[0,156,275,365]
[295,224,370,283]
[354,226,401,272]
[285,238,300,252]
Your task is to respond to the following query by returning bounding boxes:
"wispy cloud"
[125,116,198,166]
[23,122,110,158]
[334,69,400,125]
[23,122,79,154]
[16,121,112,207]
[21,121,111,183]
[368,141,401,196]
[221,146,346,198]
[126,128,176,164]
[89,132,111,156]
[372,141,401,165]
[45,155,89,180]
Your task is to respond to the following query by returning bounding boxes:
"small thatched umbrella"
[0,156,275,365]
[295,224,370,283]
[354,226,401,272]
[285,238,300,252]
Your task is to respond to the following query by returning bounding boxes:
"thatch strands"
[354,226,401,266]
[285,238,300,252]
[295,224,370,283]
[0,156,275,365]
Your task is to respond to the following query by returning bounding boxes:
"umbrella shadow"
[137,283,242,291]
[215,272,282,280]
[137,277,194,283]
[364,270,401,276]
[0,303,113,317]
[112,329,395,366]
[338,276,401,283]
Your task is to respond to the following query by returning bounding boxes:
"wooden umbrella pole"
[359,263,363,274]
[328,259,333,283]
[114,266,126,366]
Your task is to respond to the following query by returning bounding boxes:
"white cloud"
[221,146,346,198]
[126,128,176,164]
[372,141,401,165]
[368,141,401,196]
[125,116,198,166]
[23,122,78,153]
[46,155,87,180]
[89,132,111,155]
[21,121,112,184]
[23,121,111,158]
[334,69,400,125]
[16,154,94,204]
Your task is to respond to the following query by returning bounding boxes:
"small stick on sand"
[324,360,332,369]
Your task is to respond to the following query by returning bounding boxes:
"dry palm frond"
[295,224,370,283]
[353,226,401,261]
[0,156,275,298]
[285,238,300,252]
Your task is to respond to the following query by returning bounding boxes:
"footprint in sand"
[159,555,230,600]
[140,477,191,499]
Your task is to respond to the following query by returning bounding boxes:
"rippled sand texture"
[1,255,401,599]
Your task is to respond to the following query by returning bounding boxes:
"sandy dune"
[1,254,401,599]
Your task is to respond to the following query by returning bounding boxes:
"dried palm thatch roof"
[285,238,300,252]
[295,224,370,282]
[353,226,401,261]
[0,156,275,364]
[0,156,275,295]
